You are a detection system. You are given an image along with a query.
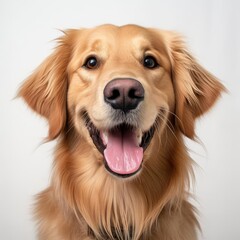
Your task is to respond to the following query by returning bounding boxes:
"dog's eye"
[143,56,159,69]
[83,56,99,69]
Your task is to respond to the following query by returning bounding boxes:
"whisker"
[164,116,179,142]
[65,118,75,135]
[155,110,179,144]
[166,110,182,126]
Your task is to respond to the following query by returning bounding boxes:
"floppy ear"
[18,32,73,140]
[169,34,225,139]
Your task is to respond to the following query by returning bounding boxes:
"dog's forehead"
[81,24,156,50]
[69,25,171,72]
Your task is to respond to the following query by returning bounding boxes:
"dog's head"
[19,24,224,178]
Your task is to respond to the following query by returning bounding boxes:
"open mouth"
[84,113,155,178]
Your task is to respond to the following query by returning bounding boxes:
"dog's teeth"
[136,129,143,145]
[102,131,108,145]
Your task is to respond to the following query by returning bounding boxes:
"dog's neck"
[53,129,191,239]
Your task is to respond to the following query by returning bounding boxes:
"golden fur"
[19,24,224,240]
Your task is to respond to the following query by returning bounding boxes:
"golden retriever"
[19,24,225,240]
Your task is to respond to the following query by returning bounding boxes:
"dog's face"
[19,24,224,178]
[67,25,175,177]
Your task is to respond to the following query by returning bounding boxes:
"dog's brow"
[89,39,106,51]
[132,36,152,48]
[130,37,153,59]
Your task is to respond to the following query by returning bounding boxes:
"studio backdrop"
[0,0,239,239]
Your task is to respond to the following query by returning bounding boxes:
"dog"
[19,24,224,240]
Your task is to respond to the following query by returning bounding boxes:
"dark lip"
[83,112,155,177]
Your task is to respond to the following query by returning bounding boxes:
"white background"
[1,0,239,239]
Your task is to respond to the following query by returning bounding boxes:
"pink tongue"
[103,128,143,175]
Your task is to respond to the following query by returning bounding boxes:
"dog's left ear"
[169,33,226,139]
[18,30,75,140]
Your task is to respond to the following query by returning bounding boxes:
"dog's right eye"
[83,56,99,69]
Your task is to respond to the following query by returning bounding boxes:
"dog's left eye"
[83,56,99,69]
[143,56,159,69]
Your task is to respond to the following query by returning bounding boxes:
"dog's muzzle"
[85,78,155,178]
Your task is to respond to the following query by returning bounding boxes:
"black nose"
[104,78,144,112]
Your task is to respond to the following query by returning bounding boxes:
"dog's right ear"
[18,30,76,140]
